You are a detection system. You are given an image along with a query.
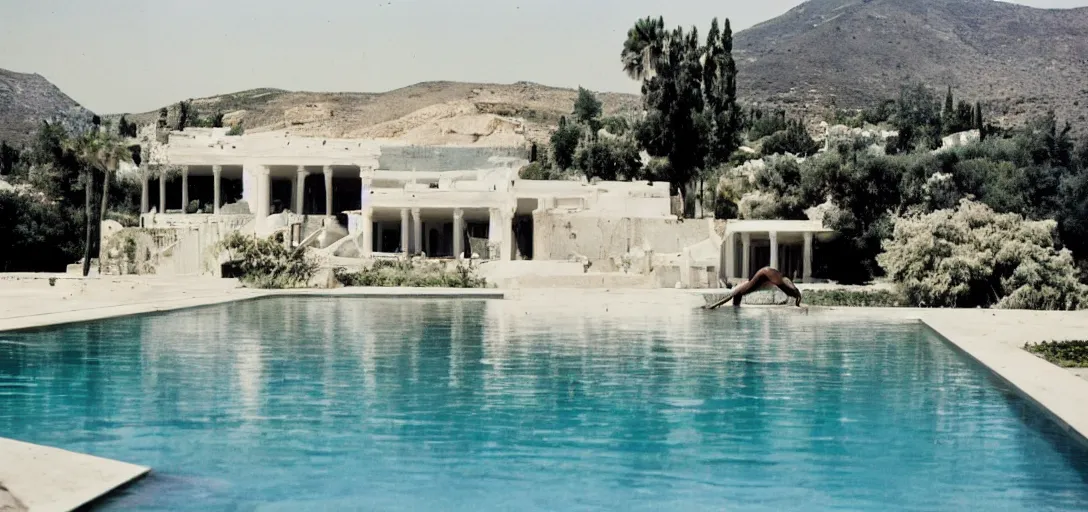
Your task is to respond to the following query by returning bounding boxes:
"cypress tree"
[942,86,955,135]
[974,101,985,140]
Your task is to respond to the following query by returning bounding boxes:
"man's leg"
[730,274,768,306]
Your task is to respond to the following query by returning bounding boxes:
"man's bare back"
[704,267,802,309]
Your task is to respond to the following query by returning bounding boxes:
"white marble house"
[133,128,677,264]
[115,128,838,287]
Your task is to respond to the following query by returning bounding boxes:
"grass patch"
[1023,340,1088,368]
[334,259,487,288]
[802,289,906,307]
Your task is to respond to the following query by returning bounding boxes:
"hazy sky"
[1,0,1084,114]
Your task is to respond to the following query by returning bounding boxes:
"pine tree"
[573,87,603,127]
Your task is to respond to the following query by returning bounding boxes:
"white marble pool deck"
[1,277,1088,510]
[0,437,149,512]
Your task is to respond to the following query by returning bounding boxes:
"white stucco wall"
[532,212,712,270]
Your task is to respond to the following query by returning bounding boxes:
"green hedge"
[1023,340,1088,368]
[802,289,906,307]
[334,259,487,288]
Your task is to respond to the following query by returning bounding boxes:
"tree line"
[520,15,1088,308]
[0,120,137,273]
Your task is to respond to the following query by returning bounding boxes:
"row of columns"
[140,164,359,217]
[379,206,506,260]
[724,231,814,283]
[386,207,460,257]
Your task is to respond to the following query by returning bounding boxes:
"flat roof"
[725,219,834,234]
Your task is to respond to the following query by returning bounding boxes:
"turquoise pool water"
[1,298,1087,511]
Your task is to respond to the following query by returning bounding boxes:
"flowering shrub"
[877,199,1088,310]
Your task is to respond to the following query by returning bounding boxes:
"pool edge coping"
[794,306,1088,448]
[0,437,150,512]
[917,318,1088,449]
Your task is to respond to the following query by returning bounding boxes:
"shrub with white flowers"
[877,199,1088,310]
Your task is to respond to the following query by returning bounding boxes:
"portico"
[720,220,836,284]
[348,205,513,260]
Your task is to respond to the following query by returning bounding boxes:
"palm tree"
[621,16,667,81]
[69,127,133,276]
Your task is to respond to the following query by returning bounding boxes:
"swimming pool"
[1,298,1086,511]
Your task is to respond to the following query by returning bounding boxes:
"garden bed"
[1023,340,1088,368]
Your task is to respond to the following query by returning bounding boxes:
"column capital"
[212,164,223,174]
[323,165,334,176]
[297,165,309,175]
[803,231,814,241]
[453,208,464,219]
[411,207,421,216]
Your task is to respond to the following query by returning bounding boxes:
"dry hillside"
[115,82,642,146]
[8,0,1088,146]
[0,69,94,145]
[734,0,1088,127]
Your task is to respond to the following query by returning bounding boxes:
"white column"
[453,208,464,259]
[295,166,308,214]
[180,167,189,214]
[359,166,373,222]
[500,210,513,261]
[724,232,736,283]
[140,172,149,214]
[359,166,373,203]
[488,208,501,260]
[323,165,334,217]
[212,165,222,215]
[741,232,751,279]
[411,207,422,256]
[260,168,271,219]
[803,232,814,283]
[400,208,410,254]
[241,164,255,207]
[360,207,373,257]
[769,231,779,270]
[252,166,271,233]
[158,168,167,213]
